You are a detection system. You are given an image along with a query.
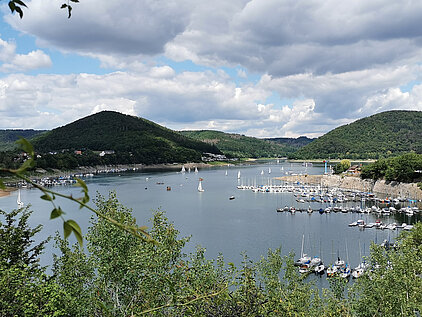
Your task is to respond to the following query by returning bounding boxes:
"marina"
[1,160,420,287]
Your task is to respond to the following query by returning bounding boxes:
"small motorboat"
[229,196,235,200]
[314,263,325,275]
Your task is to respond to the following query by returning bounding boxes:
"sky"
[1,0,422,138]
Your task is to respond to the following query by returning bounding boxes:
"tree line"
[361,153,422,183]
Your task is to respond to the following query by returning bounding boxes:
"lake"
[1,160,420,286]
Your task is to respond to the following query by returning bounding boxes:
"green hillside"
[180,130,295,158]
[32,111,221,165]
[0,129,46,151]
[266,136,314,149]
[292,110,422,160]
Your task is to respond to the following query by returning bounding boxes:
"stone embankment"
[276,174,422,200]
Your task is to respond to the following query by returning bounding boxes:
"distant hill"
[32,111,221,164]
[179,130,299,158]
[292,110,422,159]
[0,130,46,151]
[265,136,315,148]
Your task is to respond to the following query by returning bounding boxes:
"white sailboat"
[181,165,186,173]
[225,170,228,176]
[260,170,264,175]
[237,171,241,179]
[17,190,24,208]
[194,167,198,173]
[294,234,311,266]
[268,167,271,174]
[197,179,204,192]
[188,167,191,173]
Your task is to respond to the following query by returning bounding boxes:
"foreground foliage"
[1,195,422,316]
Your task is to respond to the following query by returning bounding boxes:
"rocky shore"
[275,174,422,200]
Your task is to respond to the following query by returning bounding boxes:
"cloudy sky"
[1,0,422,138]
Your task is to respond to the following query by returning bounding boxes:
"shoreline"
[0,187,16,198]
[275,174,422,200]
[0,162,215,189]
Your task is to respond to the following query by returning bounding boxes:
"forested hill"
[292,110,422,160]
[0,129,45,151]
[179,130,300,158]
[32,111,221,164]
[266,136,315,148]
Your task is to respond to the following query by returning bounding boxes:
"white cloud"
[0,37,51,72]
[2,0,422,138]
[6,0,192,56]
[9,0,422,77]
[0,69,272,131]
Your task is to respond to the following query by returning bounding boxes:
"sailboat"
[181,165,186,173]
[260,170,264,175]
[225,170,228,176]
[268,167,271,174]
[188,167,191,173]
[294,234,311,266]
[197,179,204,192]
[237,171,241,179]
[194,167,198,173]
[17,190,24,208]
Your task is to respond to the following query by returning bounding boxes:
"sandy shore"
[0,188,15,198]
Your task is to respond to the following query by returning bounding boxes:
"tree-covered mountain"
[179,130,298,158]
[265,136,315,148]
[292,110,422,159]
[31,111,221,165]
[0,129,46,151]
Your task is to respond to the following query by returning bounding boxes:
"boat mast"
[301,234,305,258]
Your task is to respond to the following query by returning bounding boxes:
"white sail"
[268,168,271,174]
[17,190,24,208]
[237,171,241,179]
[188,167,191,173]
[181,165,186,173]
[194,167,198,173]
[198,180,204,192]
[261,170,264,175]
[225,170,228,176]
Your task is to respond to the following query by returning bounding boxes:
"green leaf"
[75,178,88,192]
[15,158,35,174]
[63,221,72,239]
[8,1,16,13]
[40,194,53,201]
[80,193,90,207]
[15,6,23,18]
[16,138,34,157]
[67,219,83,246]
[13,0,27,7]
[50,207,63,219]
